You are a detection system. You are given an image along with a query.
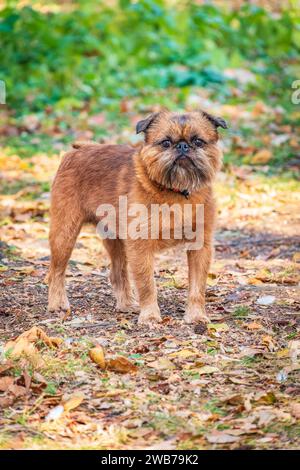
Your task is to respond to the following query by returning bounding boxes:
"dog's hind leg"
[102,239,138,312]
[48,202,83,315]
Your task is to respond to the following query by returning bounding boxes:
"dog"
[48,110,227,326]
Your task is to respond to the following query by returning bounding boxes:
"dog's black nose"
[176,141,189,154]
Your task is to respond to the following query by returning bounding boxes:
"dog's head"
[136,110,227,193]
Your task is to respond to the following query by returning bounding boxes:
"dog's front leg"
[127,242,162,326]
[184,245,212,324]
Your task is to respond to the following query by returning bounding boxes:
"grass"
[233,306,250,318]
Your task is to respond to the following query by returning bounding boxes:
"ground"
[0,140,299,449]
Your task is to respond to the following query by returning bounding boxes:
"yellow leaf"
[276,348,289,358]
[248,277,263,285]
[208,323,229,332]
[63,393,85,412]
[197,366,219,375]
[168,348,199,359]
[251,149,272,164]
[89,346,106,369]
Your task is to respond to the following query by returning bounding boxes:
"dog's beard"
[145,149,216,193]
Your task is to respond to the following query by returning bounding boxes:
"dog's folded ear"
[202,111,228,130]
[136,113,159,134]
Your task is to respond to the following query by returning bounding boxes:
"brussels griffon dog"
[48,110,227,326]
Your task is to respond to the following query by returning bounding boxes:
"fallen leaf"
[148,358,175,371]
[239,347,264,357]
[107,356,138,374]
[288,340,300,363]
[0,362,14,375]
[262,335,276,352]
[290,403,300,419]
[89,346,106,369]
[251,149,272,164]
[255,391,277,405]
[4,327,62,367]
[63,393,85,412]
[256,410,276,427]
[276,348,289,358]
[4,337,39,361]
[208,323,229,332]
[220,394,244,405]
[292,252,300,263]
[0,376,14,391]
[168,348,199,359]
[206,430,240,444]
[197,366,219,375]
[246,322,263,330]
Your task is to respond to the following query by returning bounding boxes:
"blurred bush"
[0,0,299,115]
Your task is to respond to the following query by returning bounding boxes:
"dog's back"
[51,142,136,222]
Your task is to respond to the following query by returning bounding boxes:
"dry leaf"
[107,356,137,374]
[63,393,85,412]
[208,323,229,332]
[248,277,263,285]
[148,358,175,371]
[4,327,62,367]
[246,322,263,330]
[197,366,219,375]
[0,376,14,391]
[168,348,199,359]
[251,149,272,164]
[239,347,264,357]
[255,391,277,405]
[206,430,240,444]
[89,346,106,369]
[276,348,289,358]
[262,335,276,352]
[290,403,300,419]
[288,340,300,363]
[292,252,300,263]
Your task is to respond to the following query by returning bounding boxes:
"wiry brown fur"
[48,110,225,326]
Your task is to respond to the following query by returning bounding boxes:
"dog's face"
[136,110,227,193]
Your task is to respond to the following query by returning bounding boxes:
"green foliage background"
[1,0,299,114]
[0,0,299,168]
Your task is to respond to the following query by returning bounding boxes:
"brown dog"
[48,110,227,326]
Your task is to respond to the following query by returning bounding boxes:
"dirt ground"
[0,153,299,449]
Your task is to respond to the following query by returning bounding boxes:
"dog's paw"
[115,292,139,313]
[184,304,209,324]
[116,302,139,313]
[138,304,162,328]
[48,295,70,315]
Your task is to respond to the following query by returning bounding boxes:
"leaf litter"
[0,100,300,450]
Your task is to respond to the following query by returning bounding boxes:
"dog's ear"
[136,113,159,134]
[202,111,228,130]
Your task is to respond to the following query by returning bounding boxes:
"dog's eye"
[193,138,205,147]
[161,140,172,149]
